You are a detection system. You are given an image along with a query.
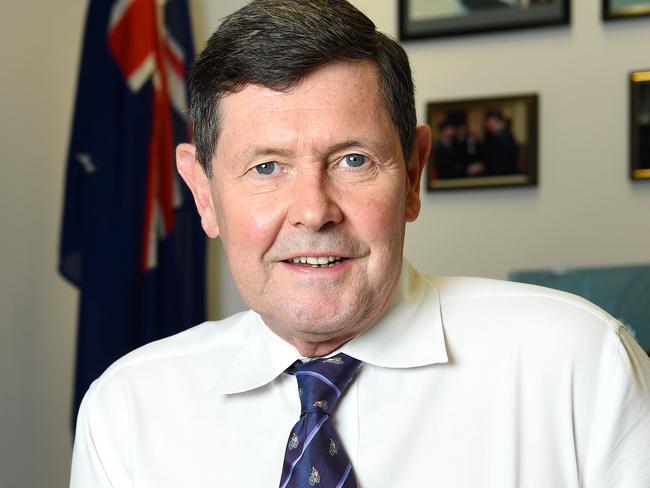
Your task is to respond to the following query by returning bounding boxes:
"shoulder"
[432,275,615,322]
[428,275,623,353]
[89,309,256,395]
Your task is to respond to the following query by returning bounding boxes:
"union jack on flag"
[60,0,206,424]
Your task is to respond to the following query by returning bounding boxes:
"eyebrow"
[241,139,383,162]
[324,139,374,156]
[241,146,292,161]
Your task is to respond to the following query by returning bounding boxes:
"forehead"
[215,61,398,159]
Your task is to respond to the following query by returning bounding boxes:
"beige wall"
[401,2,650,279]
[0,2,86,487]
[1,0,648,486]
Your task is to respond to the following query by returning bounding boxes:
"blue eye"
[344,154,366,168]
[255,162,276,175]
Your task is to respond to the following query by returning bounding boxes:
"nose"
[287,171,343,232]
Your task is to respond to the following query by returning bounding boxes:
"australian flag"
[59,0,205,422]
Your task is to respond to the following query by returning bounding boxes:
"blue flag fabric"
[60,0,205,423]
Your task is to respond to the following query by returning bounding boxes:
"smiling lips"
[284,256,345,268]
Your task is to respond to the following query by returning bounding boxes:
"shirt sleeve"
[69,379,133,488]
[583,321,650,488]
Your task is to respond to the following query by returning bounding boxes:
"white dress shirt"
[70,262,650,487]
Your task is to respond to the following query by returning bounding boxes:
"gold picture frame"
[426,94,538,192]
[399,0,570,40]
[630,70,650,180]
[603,0,650,20]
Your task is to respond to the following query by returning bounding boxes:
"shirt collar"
[217,259,448,394]
[340,261,448,368]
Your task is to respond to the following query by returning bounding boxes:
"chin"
[273,298,377,341]
[290,305,354,332]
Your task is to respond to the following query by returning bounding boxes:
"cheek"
[221,196,286,256]
[348,186,406,245]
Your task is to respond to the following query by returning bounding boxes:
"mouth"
[283,256,347,268]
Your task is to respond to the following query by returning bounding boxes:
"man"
[482,108,520,176]
[450,113,485,177]
[433,119,463,179]
[70,1,650,487]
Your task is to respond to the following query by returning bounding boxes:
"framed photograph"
[603,0,650,20]
[630,70,650,180]
[427,94,538,191]
[399,0,570,40]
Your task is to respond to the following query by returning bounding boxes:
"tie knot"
[291,353,361,416]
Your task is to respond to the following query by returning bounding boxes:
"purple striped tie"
[279,353,361,488]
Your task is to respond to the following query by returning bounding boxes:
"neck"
[290,336,353,358]
[263,320,372,358]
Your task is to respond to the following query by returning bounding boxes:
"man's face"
[441,125,456,142]
[485,116,503,134]
[179,61,430,355]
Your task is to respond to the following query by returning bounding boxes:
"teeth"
[289,256,343,267]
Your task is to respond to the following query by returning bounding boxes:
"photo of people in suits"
[427,95,538,190]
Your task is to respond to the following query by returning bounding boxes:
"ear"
[404,124,431,222]
[176,143,219,238]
